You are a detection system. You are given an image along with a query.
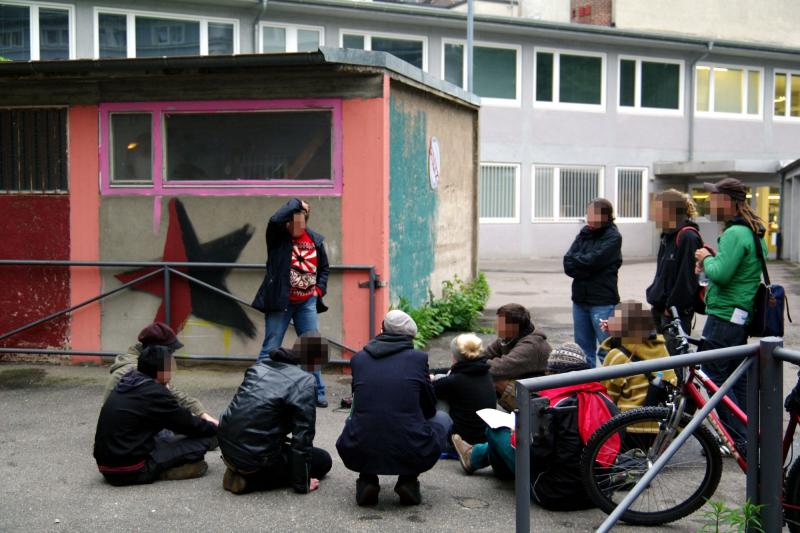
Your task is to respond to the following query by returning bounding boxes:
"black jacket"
[433,358,496,444]
[93,371,217,468]
[251,198,330,314]
[646,222,703,313]
[563,222,623,306]
[218,348,317,493]
[336,333,441,476]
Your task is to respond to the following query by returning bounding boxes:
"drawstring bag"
[747,230,792,337]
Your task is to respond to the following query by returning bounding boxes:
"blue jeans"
[572,303,615,367]
[257,296,326,401]
[471,427,515,479]
[429,410,454,451]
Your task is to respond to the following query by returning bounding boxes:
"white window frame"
[478,162,520,224]
[92,6,240,59]
[440,38,521,108]
[530,164,605,222]
[533,47,607,113]
[1,0,76,60]
[617,55,684,116]
[339,28,428,72]
[694,62,763,120]
[257,22,324,53]
[614,166,649,223]
[772,69,800,122]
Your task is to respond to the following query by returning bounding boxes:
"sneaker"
[355,478,380,506]
[451,434,475,474]
[160,460,208,481]
[222,467,248,494]
[394,477,422,506]
[316,399,329,408]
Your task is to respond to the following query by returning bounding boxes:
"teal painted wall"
[389,94,438,307]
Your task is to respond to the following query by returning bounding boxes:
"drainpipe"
[687,41,713,162]
[467,0,474,93]
[777,169,785,259]
[253,0,268,53]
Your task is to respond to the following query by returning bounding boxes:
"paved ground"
[2,258,800,532]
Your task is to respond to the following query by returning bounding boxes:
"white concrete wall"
[450,0,570,21]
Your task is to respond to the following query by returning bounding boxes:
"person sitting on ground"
[219,332,332,495]
[481,304,551,411]
[431,333,497,445]
[600,300,677,412]
[103,321,218,425]
[93,345,218,486]
[451,343,618,511]
[336,310,453,507]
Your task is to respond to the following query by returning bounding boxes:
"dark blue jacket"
[563,222,623,306]
[251,198,329,313]
[336,333,441,476]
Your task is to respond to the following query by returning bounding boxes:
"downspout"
[687,41,713,162]
[777,168,785,260]
[253,0,268,53]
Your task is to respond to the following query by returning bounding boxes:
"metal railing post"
[368,267,376,340]
[746,352,760,506]
[162,266,171,326]
[514,382,532,533]
[759,337,784,532]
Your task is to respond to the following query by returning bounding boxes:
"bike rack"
[514,338,800,533]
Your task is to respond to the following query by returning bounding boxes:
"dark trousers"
[102,434,212,486]
[242,446,332,491]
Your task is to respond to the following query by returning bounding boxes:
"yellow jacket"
[601,335,677,412]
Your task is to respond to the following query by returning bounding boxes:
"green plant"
[699,499,764,533]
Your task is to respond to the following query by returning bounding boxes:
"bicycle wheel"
[785,457,800,532]
[581,406,723,526]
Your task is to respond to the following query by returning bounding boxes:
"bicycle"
[579,307,800,528]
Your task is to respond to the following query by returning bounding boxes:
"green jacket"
[102,344,206,417]
[702,219,767,324]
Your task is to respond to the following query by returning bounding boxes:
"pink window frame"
[99,99,343,196]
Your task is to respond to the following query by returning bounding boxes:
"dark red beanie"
[137,322,184,351]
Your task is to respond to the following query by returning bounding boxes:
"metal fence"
[513,337,800,533]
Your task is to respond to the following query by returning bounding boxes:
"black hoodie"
[646,221,703,313]
[563,222,623,306]
[433,358,496,444]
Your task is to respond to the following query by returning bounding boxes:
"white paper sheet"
[476,408,516,430]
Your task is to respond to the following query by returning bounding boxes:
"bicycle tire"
[581,406,723,526]
[785,457,800,532]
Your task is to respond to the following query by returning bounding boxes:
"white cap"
[383,310,418,338]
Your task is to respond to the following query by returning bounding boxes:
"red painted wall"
[0,195,71,348]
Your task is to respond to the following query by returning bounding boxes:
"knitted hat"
[547,343,589,373]
[138,322,183,351]
[450,333,483,362]
[383,310,418,338]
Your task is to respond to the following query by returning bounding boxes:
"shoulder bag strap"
[676,226,702,247]
[617,343,655,382]
[750,228,771,286]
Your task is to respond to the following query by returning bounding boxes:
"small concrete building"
[780,160,800,263]
[0,49,479,360]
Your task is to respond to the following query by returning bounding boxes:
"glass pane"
[474,46,516,100]
[619,59,635,107]
[642,62,680,109]
[747,70,760,115]
[261,26,285,53]
[536,52,553,102]
[775,73,787,116]
[297,29,320,52]
[559,167,599,219]
[111,113,152,183]
[208,22,233,55]
[792,74,800,118]
[0,5,30,61]
[479,165,516,219]
[39,9,69,60]
[342,34,364,49]
[690,187,709,218]
[371,36,423,69]
[714,67,743,113]
[617,168,644,219]
[165,111,332,181]
[559,54,602,105]
[696,66,710,111]
[98,13,127,59]
[136,17,200,57]
[444,42,463,87]
[533,167,554,219]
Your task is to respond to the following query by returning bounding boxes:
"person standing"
[252,198,330,407]
[563,198,623,367]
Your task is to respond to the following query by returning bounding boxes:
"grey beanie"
[383,310,418,338]
[547,342,589,372]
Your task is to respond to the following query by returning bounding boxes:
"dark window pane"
[165,111,332,181]
[39,9,69,60]
[342,34,364,49]
[0,108,67,192]
[136,17,199,57]
[559,54,602,105]
[98,13,127,58]
[536,52,553,102]
[444,42,463,87]
[371,37,423,69]
[641,61,679,109]
[110,113,152,183]
[0,5,30,61]
[474,46,516,99]
[619,59,635,107]
[208,22,233,55]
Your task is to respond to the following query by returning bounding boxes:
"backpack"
[676,225,707,315]
[747,229,792,337]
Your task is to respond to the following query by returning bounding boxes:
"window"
[773,70,800,119]
[479,163,519,223]
[0,2,73,61]
[94,8,238,59]
[441,40,520,106]
[618,56,683,113]
[532,164,603,221]
[101,100,342,196]
[695,63,762,118]
[259,23,323,53]
[615,167,648,221]
[0,108,67,192]
[535,48,606,110]
[340,30,426,70]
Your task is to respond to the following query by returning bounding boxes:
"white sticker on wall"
[428,136,440,190]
